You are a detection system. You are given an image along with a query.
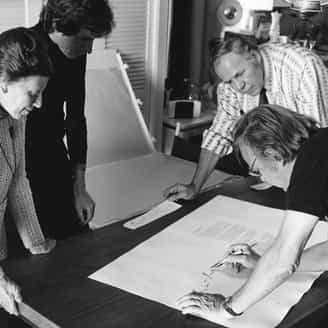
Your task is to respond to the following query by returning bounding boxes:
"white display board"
[85,50,154,168]
[85,50,230,227]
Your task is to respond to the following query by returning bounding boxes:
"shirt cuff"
[201,129,233,156]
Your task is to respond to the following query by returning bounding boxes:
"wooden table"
[2,177,328,328]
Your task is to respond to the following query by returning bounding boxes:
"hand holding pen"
[211,243,260,273]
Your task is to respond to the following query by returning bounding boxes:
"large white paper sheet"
[90,196,327,327]
[87,153,235,228]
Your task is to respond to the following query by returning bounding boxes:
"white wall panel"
[0,0,25,32]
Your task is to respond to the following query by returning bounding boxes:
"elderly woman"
[0,27,56,316]
[177,104,328,320]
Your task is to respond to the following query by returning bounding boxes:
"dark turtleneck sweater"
[25,23,87,174]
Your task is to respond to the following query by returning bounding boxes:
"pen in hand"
[210,242,257,269]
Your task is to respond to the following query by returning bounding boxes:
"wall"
[166,0,193,91]
[198,0,223,84]
[167,0,223,90]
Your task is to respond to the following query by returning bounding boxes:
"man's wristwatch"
[222,296,244,317]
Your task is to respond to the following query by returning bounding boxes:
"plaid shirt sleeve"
[296,54,328,126]
[201,83,242,156]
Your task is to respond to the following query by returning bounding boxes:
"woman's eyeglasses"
[249,156,261,177]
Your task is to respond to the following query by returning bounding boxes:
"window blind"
[94,0,150,102]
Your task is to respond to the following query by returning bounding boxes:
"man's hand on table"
[163,183,198,201]
[177,291,233,322]
[0,272,22,316]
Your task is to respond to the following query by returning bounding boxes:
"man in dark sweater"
[177,104,328,322]
[26,0,115,239]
